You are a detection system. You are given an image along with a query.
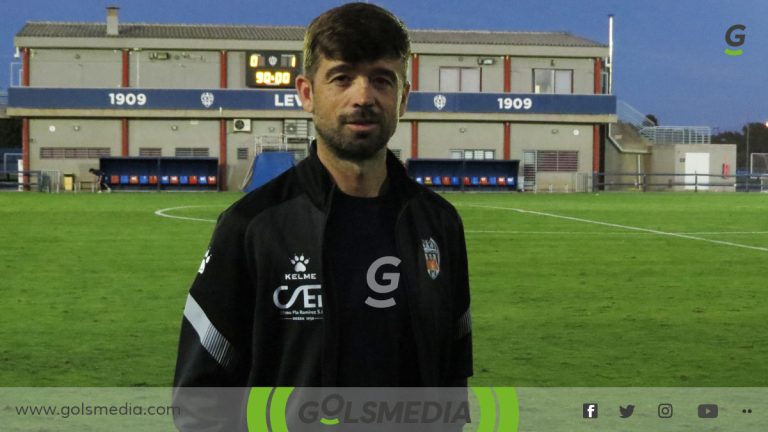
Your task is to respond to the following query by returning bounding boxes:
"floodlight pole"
[746,123,750,175]
[608,14,614,94]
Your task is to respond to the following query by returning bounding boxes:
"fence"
[578,172,768,193]
[7,169,767,194]
[0,170,61,192]
[639,126,711,145]
[254,135,311,163]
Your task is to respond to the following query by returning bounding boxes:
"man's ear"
[295,74,314,113]
[398,81,411,118]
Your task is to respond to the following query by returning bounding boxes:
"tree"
[711,123,768,170]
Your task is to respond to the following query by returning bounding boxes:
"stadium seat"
[189,176,198,185]
[442,176,451,186]
[471,176,480,186]
[160,176,170,185]
[463,177,471,186]
[507,177,516,187]
[198,176,208,185]
[498,177,507,186]
[180,176,189,185]
[207,176,217,185]
[139,175,149,185]
[120,175,129,185]
[451,176,460,186]
[129,176,139,185]
[489,177,498,186]
[170,176,179,185]
[480,176,489,186]
[149,176,158,185]
[110,175,120,185]
[415,177,423,184]
[424,176,433,186]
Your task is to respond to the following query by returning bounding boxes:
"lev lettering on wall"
[9,87,616,115]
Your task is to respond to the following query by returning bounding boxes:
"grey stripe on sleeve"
[456,308,472,340]
[183,294,235,369]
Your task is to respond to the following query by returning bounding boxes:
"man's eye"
[331,75,352,84]
[372,76,394,87]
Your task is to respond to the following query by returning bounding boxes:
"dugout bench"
[99,157,219,191]
[407,159,521,191]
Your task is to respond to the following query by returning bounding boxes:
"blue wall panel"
[9,88,616,115]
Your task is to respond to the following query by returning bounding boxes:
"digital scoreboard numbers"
[246,52,301,88]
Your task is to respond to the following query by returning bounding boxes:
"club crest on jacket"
[422,238,440,280]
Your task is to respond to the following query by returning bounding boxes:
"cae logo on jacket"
[273,254,405,320]
[274,253,324,322]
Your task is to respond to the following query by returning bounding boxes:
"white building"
[8,7,616,191]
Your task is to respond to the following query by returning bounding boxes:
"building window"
[439,67,481,92]
[175,147,210,157]
[450,149,495,160]
[533,69,573,94]
[536,150,578,172]
[40,147,111,159]
[237,148,249,160]
[139,148,162,157]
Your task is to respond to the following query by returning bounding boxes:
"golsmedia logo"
[298,393,470,426]
[247,387,519,431]
[724,24,746,56]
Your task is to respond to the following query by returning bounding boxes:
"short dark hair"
[303,3,411,82]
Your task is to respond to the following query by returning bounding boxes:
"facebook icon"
[583,403,598,419]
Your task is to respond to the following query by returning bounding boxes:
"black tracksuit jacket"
[173,146,473,389]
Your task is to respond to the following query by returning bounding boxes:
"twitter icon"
[619,405,635,418]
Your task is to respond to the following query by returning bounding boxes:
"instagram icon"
[658,403,673,418]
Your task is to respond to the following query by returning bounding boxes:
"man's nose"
[350,78,375,107]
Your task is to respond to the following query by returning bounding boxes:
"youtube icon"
[698,404,718,419]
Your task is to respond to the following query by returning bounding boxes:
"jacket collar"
[296,141,418,209]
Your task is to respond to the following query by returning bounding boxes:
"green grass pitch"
[1,191,767,387]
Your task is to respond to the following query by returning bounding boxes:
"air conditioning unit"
[233,118,251,133]
[284,119,308,136]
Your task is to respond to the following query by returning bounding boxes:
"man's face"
[296,56,410,162]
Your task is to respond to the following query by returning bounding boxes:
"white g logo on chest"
[365,256,401,309]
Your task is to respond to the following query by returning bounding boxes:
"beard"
[314,106,394,162]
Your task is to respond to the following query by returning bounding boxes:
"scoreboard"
[245,52,301,88]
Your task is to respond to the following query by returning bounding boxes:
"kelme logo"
[724,24,746,56]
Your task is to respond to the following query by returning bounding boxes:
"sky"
[1,0,767,132]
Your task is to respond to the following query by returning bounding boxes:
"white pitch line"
[465,230,768,235]
[466,204,768,253]
[155,204,768,247]
[154,205,217,223]
[467,230,609,234]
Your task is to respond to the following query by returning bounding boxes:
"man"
[174,0,471,394]
[88,167,111,192]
